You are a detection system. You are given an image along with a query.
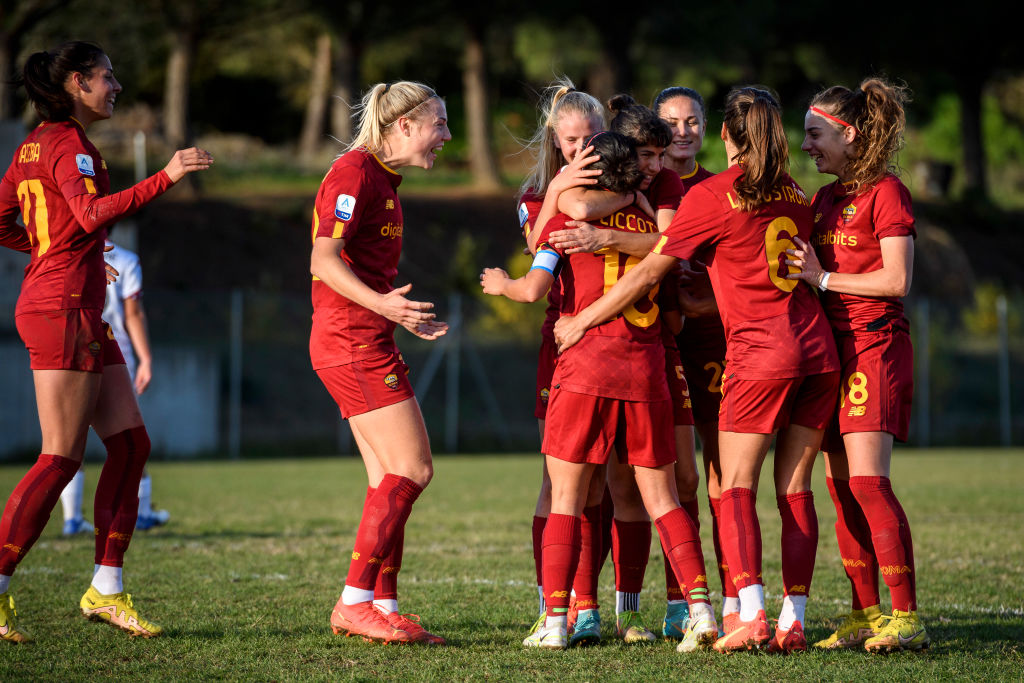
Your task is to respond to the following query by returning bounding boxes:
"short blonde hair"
[347,81,439,154]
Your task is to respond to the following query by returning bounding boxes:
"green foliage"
[962,283,1023,338]
[471,250,546,343]
[1,451,1022,680]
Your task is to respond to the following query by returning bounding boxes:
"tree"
[0,0,70,119]
[462,17,501,190]
[298,32,331,165]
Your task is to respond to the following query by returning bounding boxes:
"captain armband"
[530,248,560,276]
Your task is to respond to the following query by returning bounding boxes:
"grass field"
[1,449,1022,681]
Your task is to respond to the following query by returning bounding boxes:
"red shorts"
[16,309,124,372]
[535,335,558,420]
[822,328,913,452]
[719,372,839,434]
[665,347,694,426]
[679,333,726,424]
[316,352,414,419]
[542,388,675,468]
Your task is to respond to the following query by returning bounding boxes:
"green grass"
[1,450,1022,680]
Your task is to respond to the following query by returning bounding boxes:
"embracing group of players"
[480,76,925,654]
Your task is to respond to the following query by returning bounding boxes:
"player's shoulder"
[869,174,911,201]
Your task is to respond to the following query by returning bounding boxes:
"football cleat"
[136,509,170,531]
[528,613,545,635]
[330,599,412,644]
[616,611,656,644]
[662,601,690,640]
[568,609,601,647]
[80,587,162,637]
[864,609,929,653]
[676,609,718,653]
[62,518,93,536]
[721,611,740,637]
[523,621,567,649]
[0,593,30,644]
[713,609,770,653]
[383,610,445,645]
[768,620,807,654]
[813,605,886,650]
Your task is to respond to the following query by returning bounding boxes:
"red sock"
[849,476,917,612]
[708,496,737,598]
[599,487,613,572]
[572,505,602,610]
[95,427,150,567]
[662,499,700,600]
[542,513,581,617]
[826,477,879,609]
[612,519,650,593]
[655,507,709,605]
[719,487,762,591]
[346,474,422,591]
[531,515,546,589]
[777,491,817,597]
[0,454,80,574]
[361,487,403,602]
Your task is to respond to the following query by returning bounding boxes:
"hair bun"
[607,93,637,113]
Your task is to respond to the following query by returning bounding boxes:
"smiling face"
[68,54,121,125]
[553,111,602,164]
[802,108,855,180]
[636,144,666,190]
[408,98,451,169]
[658,95,705,170]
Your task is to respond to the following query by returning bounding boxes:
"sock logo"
[549,590,569,598]
[843,558,868,568]
[3,543,22,556]
[788,584,807,593]
[881,564,912,575]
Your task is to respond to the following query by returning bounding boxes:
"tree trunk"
[164,31,194,150]
[462,26,501,191]
[299,33,332,166]
[330,35,361,147]
[958,76,988,204]
[0,36,16,120]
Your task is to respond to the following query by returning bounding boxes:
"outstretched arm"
[554,251,677,352]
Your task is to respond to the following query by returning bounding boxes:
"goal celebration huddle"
[1,41,924,657]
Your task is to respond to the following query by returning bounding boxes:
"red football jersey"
[679,162,714,194]
[519,188,562,337]
[0,120,171,315]
[810,175,916,331]
[675,163,724,342]
[644,167,684,211]
[654,165,837,380]
[310,149,406,368]
[539,206,668,401]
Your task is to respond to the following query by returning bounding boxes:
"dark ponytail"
[723,86,789,211]
[21,41,105,122]
[607,93,672,148]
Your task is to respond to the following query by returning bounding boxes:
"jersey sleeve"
[119,251,143,300]
[65,171,173,234]
[518,193,544,240]
[0,170,31,253]
[536,213,572,256]
[648,170,684,210]
[314,164,370,242]
[872,178,915,240]
[653,184,723,261]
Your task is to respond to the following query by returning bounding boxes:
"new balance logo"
[550,590,569,598]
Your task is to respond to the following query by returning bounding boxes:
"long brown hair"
[810,77,909,192]
[21,41,106,122]
[723,86,789,211]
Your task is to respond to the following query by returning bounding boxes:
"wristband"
[819,272,831,291]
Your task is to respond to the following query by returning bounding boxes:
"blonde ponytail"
[346,81,439,154]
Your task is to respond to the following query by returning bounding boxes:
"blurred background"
[1,0,1021,459]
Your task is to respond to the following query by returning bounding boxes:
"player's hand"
[163,147,214,183]
[634,191,655,219]
[405,319,448,340]
[785,235,825,285]
[547,221,607,254]
[104,261,119,284]
[480,267,510,296]
[546,145,601,195]
[134,360,152,394]
[554,314,585,353]
[375,283,437,328]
